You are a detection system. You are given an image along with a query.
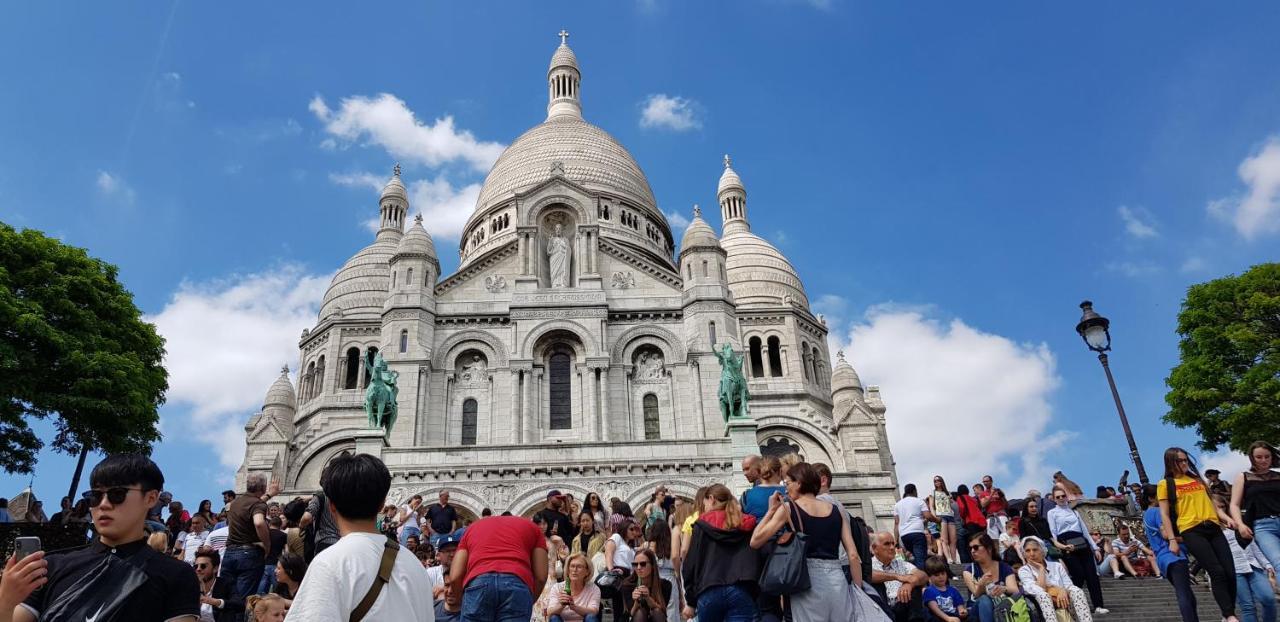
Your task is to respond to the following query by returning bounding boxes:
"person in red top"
[449,514,549,622]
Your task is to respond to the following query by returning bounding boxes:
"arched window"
[708,322,717,346]
[304,361,316,400]
[767,336,783,378]
[801,343,813,381]
[399,330,408,353]
[364,347,379,388]
[315,355,325,398]
[643,394,660,440]
[749,337,764,379]
[549,352,572,430]
[344,348,360,389]
[392,270,397,287]
[407,267,413,286]
[461,399,478,446]
[701,260,708,277]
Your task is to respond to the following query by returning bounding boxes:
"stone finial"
[559,29,569,45]
[724,154,732,169]
[280,363,290,375]
[692,204,701,218]
[837,350,846,361]
[393,162,401,177]
[414,213,423,225]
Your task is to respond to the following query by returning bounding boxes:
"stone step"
[953,573,1233,621]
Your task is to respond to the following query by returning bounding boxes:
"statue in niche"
[635,351,664,381]
[460,355,488,383]
[547,223,572,288]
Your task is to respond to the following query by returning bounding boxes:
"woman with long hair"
[962,532,1020,622]
[1158,447,1239,622]
[621,548,672,622]
[272,551,307,602]
[1230,440,1280,569]
[546,552,602,622]
[1017,537,1092,621]
[585,492,609,532]
[678,487,709,561]
[750,462,865,621]
[931,475,958,563]
[646,520,679,622]
[681,484,760,622]
[1018,497,1053,551]
[605,519,644,621]
[642,487,669,531]
[197,499,216,527]
[1053,472,1085,501]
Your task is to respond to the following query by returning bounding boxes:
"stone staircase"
[955,572,1227,621]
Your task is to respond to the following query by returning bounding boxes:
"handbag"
[759,502,811,596]
[594,568,626,598]
[1058,534,1089,551]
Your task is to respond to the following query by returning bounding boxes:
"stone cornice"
[598,238,682,288]
[435,241,519,296]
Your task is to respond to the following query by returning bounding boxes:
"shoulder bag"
[350,538,400,622]
[759,502,811,596]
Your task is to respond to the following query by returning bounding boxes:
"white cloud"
[309,93,504,172]
[1209,136,1280,239]
[1117,206,1158,239]
[330,171,478,240]
[835,307,1064,494]
[639,94,701,131]
[95,171,136,204]
[1105,260,1161,278]
[1180,256,1208,274]
[147,265,331,468]
[1197,447,1250,477]
[665,210,691,230]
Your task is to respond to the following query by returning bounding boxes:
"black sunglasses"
[969,544,983,551]
[194,562,211,570]
[633,561,650,567]
[83,487,144,507]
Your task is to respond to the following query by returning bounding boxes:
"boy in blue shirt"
[922,555,968,622]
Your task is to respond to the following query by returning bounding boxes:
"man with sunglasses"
[0,453,199,622]
[194,549,243,622]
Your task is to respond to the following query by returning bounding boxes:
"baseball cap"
[438,534,460,550]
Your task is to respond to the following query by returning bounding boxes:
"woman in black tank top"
[1230,441,1280,568]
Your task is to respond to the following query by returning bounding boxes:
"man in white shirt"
[176,514,210,564]
[893,483,937,567]
[425,534,459,600]
[869,531,927,622]
[288,453,434,622]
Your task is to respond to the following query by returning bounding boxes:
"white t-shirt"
[287,532,435,622]
[401,504,420,531]
[205,526,229,554]
[425,564,445,594]
[182,531,209,564]
[894,497,928,536]
[609,533,635,569]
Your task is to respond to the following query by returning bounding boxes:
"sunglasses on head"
[82,487,144,507]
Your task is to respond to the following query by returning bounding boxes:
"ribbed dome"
[680,206,719,251]
[722,229,809,309]
[263,366,297,410]
[382,166,407,202]
[474,118,659,215]
[549,43,579,73]
[318,236,398,320]
[396,215,436,259]
[718,157,744,195]
[831,351,863,396]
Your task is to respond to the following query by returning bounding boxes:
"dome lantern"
[379,163,409,238]
[718,154,749,236]
[547,30,583,121]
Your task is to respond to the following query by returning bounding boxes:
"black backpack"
[849,513,873,583]
[303,491,323,562]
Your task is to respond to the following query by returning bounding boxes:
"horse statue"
[363,353,399,435]
[713,343,750,421]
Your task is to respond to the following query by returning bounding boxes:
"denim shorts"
[940,515,956,524]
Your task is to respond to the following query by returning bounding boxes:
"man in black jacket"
[195,549,244,622]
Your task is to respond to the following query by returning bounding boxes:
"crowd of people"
[0,440,1278,622]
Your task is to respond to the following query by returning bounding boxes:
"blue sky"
[3,2,1279,505]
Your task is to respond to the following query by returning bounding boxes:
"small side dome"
[381,163,408,203]
[263,365,297,410]
[396,214,437,259]
[680,205,719,251]
[718,154,744,196]
[830,351,863,397]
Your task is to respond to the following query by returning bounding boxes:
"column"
[579,364,596,439]
[665,364,678,439]
[691,360,706,436]
[443,373,455,446]
[511,369,523,444]
[623,366,635,440]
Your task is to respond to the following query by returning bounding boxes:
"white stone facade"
[237,33,900,530]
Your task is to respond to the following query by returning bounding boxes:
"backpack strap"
[350,538,400,622]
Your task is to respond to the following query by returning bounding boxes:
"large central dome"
[474,117,658,213]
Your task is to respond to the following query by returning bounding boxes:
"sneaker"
[1114,572,1124,579]
[1094,607,1110,615]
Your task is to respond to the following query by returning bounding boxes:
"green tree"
[1165,263,1280,452]
[0,222,168,475]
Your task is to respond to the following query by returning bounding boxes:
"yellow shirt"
[1156,476,1218,533]
[682,512,700,536]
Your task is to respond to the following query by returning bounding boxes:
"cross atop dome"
[724,154,732,169]
[280,363,290,375]
[693,204,701,218]
[393,162,401,177]
[414,214,423,225]
[547,30,583,120]
[559,29,569,45]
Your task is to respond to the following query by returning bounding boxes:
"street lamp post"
[1076,300,1150,486]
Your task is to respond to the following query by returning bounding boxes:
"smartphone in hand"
[14,536,41,561]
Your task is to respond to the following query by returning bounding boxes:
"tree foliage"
[0,222,168,473]
[1165,263,1280,452]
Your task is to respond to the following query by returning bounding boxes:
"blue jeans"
[696,584,758,622]
[462,572,533,622]
[549,616,600,622]
[256,563,278,594]
[222,547,264,619]
[1254,516,1280,571]
[971,594,995,622]
[1238,570,1277,622]
[902,532,929,567]
[400,524,421,547]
